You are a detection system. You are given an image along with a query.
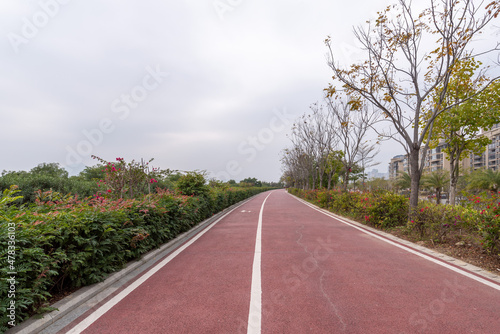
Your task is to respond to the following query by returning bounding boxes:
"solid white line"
[291,194,500,291]
[247,192,272,334]
[66,199,253,334]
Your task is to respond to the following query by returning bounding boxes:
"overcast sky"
[2,0,495,182]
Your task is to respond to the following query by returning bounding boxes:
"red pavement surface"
[62,189,500,334]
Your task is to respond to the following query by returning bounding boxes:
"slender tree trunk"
[343,171,350,192]
[449,162,459,206]
[409,148,421,221]
[436,187,441,205]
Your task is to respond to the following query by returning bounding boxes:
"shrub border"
[7,194,259,334]
[290,192,500,284]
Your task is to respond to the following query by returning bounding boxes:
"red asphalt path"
[61,189,500,333]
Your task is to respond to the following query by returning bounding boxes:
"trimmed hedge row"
[0,186,272,330]
[288,188,500,256]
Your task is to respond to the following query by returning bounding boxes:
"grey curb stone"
[7,195,256,334]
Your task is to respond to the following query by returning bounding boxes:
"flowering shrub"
[91,156,169,199]
[0,184,272,330]
[290,188,408,228]
[289,188,500,256]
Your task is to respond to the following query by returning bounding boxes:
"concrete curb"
[6,195,257,334]
[291,194,500,285]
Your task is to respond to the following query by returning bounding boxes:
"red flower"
[150,178,158,183]
[107,189,112,193]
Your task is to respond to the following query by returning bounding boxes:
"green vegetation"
[0,159,278,330]
[289,187,500,258]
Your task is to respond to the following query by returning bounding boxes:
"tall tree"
[326,97,378,192]
[356,141,381,189]
[30,162,68,178]
[325,0,500,218]
[424,63,500,205]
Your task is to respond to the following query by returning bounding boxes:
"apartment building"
[390,123,500,176]
[422,143,446,172]
[469,123,500,171]
[388,154,408,179]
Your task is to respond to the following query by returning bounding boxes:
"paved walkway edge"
[291,193,500,285]
[7,195,259,334]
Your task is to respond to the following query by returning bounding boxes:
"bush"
[175,171,210,197]
[0,185,271,330]
[289,187,500,256]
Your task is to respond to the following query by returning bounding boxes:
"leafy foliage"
[289,187,500,256]
[0,184,271,330]
[175,171,210,197]
[467,169,500,192]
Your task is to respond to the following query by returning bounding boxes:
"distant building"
[422,142,446,172]
[390,123,500,176]
[388,155,408,179]
[366,169,388,180]
[469,123,500,171]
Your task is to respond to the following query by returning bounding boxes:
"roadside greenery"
[289,187,500,258]
[0,159,277,330]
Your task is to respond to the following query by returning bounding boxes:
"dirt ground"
[390,228,500,275]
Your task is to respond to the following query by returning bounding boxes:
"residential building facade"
[390,123,500,177]
[388,155,408,179]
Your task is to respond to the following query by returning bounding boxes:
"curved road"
[60,189,500,333]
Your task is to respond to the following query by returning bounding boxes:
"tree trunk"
[436,187,441,205]
[449,152,459,206]
[343,171,350,192]
[408,148,421,222]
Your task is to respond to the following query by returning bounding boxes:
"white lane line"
[66,198,254,334]
[247,192,273,334]
[290,194,500,291]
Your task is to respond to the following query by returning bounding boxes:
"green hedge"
[289,188,500,256]
[0,186,272,331]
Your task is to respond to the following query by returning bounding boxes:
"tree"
[325,0,500,218]
[467,168,500,192]
[425,62,500,205]
[356,141,380,189]
[366,177,391,191]
[287,104,338,189]
[30,162,68,178]
[422,170,449,204]
[78,164,106,181]
[326,97,378,192]
[393,171,412,191]
[176,171,209,196]
[282,102,339,190]
[323,150,344,189]
[241,177,262,187]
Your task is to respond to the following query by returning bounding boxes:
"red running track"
[61,189,500,334]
